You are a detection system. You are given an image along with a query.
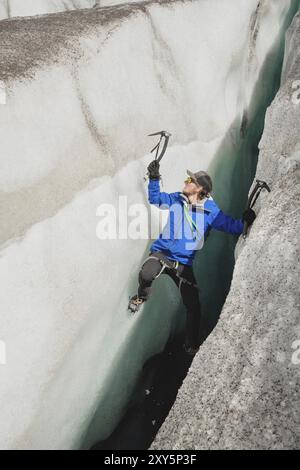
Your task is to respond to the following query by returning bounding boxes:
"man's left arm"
[211,210,243,235]
[210,208,256,235]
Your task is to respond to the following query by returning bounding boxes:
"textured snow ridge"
[0,0,96,19]
[0,1,143,20]
[0,0,297,451]
[152,11,300,451]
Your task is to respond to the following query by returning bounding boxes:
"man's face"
[183,177,203,197]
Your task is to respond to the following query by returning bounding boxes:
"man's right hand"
[147,160,160,180]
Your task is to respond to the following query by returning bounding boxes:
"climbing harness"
[242,179,271,239]
[142,252,198,289]
[141,253,179,279]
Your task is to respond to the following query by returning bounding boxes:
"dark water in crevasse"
[91,336,193,450]
[90,3,299,451]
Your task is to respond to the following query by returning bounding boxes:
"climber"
[128,160,256,355]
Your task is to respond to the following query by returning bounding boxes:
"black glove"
[147,160,160,180]
[242,208,256,226]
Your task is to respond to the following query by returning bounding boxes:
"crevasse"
[0,0,298,450]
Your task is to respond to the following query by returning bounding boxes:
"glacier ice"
[0,0,298,450]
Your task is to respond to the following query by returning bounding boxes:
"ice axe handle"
[242,222,249,239]
[157,134,170,162]
[242,179,271,239]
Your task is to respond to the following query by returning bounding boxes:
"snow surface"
[0,0,95,19]
[0,0,297,450]
[0,0,139,19]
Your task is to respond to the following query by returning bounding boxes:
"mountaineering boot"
[128,295,145,314]
[183,343,199,356]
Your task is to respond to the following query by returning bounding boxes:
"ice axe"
[148,130,171,162]
[242,179,271,239]
[144,130,171,181]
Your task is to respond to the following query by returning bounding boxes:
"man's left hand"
[147,160,160,180]
[242,208,256,226]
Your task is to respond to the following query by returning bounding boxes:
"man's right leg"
[138,255,164,300]
[166,264,201,352]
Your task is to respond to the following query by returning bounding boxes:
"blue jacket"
[148,179,243,265]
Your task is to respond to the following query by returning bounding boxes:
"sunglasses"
[184,176,194,184]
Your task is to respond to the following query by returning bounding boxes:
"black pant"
[138,252,201,349]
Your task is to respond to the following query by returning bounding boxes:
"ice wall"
[0,0,298,450]
[152,8,300,451]
[0,0,95,19]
